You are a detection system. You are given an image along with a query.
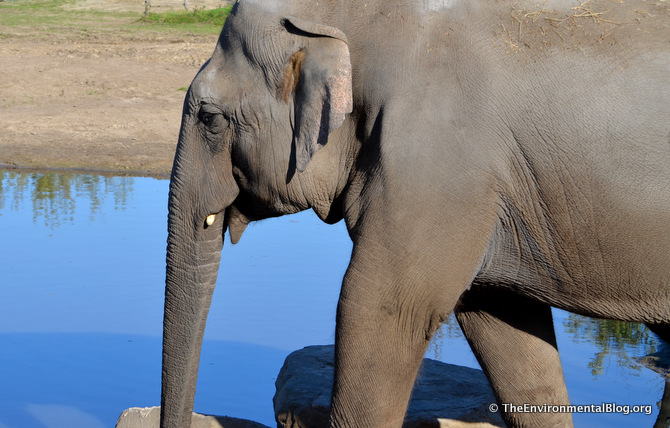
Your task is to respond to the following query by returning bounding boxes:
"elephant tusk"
[205,214,216,226]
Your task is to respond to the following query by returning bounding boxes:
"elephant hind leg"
[455,288,573,428]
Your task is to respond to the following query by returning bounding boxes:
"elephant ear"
[281,16,353,172]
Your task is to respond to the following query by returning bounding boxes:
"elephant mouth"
[223,205,249,244]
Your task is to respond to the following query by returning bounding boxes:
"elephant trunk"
[160,180,227,428]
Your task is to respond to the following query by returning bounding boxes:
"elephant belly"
[476,195,670,325]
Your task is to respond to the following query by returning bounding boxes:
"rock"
[115,407,270,428]
[639,341,670,378]
[273,345,504,428]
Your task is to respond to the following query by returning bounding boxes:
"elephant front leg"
[328,244,476,427]
[330,278,444,426]
[455,288,572,428]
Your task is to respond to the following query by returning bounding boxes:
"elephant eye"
[199,111,216,127]
[198,109,234,152]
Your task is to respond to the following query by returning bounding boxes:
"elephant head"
[161,3,353,426]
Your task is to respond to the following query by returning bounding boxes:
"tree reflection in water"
[427,305,664,378]
[0,169,134,228]
[562,316,669,427]
[562,314,660,376]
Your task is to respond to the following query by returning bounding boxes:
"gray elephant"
[161,0,670,427]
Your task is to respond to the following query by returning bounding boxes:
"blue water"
[0,170,665,428]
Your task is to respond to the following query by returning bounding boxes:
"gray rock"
[273,345,504,428]
[639,341,670,378]
[115,407,270,428]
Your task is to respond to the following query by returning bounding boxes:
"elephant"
[161,0,670,427]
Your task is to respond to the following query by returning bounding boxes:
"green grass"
[1,0,73,12]
[0,0,138,36]
[141,5,233,26]
[0,0,232,38]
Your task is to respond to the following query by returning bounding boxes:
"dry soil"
[0,0,230,176]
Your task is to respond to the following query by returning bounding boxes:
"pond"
[0,169,666,428]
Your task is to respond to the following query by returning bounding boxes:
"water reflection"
[426,308,663,380]
[426,314,463,361]
[0,170,133,228]
[563,314,660,377]
[0,168,666,428]
[1,169,661,378]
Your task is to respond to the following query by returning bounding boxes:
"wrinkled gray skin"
[162,0,670,426]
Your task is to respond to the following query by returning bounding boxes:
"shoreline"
[0,163,171,179]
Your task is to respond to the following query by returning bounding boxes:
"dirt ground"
[0,0,231,177]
